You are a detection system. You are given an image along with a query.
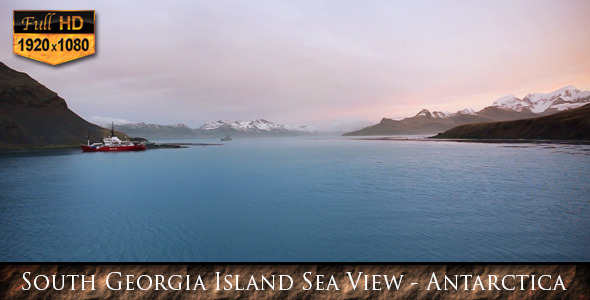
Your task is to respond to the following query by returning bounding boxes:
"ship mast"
[111,122,115,137]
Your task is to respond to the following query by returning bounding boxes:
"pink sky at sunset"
[2,0,589,131]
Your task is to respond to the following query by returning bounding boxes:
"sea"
[1,137,589,262]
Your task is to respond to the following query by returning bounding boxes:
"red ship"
[81,123,146,152]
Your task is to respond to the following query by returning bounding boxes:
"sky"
[2,0,590,131]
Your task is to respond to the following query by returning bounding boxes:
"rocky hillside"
[0,62,113,149]
[432,103,590,140]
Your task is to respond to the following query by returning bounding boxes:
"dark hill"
[0,62,115,149]
[432,104,590,140]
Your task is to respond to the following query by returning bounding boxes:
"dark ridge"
[431,104,590,140]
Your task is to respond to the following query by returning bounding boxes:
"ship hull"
[81,144,146,152]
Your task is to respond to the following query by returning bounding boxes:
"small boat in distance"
[81,123,146,152]
[221,134,233,141]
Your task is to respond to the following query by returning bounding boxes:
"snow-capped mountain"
[431,111,449,118]
[344,85,588,136]
[415,108,476,119]
[492,86,590,113]
[198,119,290,133]
[196,119,316,136]
[457,108,476,115]
[415,109,433,118]
[91,118,315,139]
[412,86,588,121]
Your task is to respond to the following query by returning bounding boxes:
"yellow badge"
[13,10,95,65]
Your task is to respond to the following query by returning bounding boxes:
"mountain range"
[105,119,316,140]
[196,119,315,136]
[492,86,590,113]
[343,86,590,136]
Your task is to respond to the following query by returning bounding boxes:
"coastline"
[0,142,223,152]
[347,136,590,145]
[4,136,590,152]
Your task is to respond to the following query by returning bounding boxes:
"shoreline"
[0,142,224,152]
[347,136,590,145]
[3,137,590,152]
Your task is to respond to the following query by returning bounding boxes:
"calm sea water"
[1,137,589,262]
